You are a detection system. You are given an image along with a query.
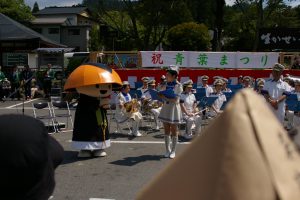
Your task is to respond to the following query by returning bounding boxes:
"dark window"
[68,29,80,35]
[33,28,42,34]
[48,28,59,34]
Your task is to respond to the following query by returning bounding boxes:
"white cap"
[168,65,179,74]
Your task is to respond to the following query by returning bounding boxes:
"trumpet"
[124,98,140,113]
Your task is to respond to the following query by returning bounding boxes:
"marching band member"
[180,80,202,139]
[115,81,143,137]
[143,80,163,130]
[286,80,300,130]
[158,65,183,159]
[263,63,291,124]
[138,77,150,94]
[243,76,253,88]
[208,79,227,117]
[156,75,167,91]
[199,75,213,97]
[255,78,265,94]
[221,78,232,92]
[238,75,243,85]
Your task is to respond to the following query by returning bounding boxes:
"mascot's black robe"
[72,94,110,150]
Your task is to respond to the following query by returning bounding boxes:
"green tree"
[223,1,299,51]
[32,1,39,13]
[166,22,210,51]
[232,0,298,50]
[89,25,102,51]
[0,0,33,23]
[91,0,193,50]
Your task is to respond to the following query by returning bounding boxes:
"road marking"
[0,107,34,109]
[5,98,39,108]
[111,140,191,144]
[66,140,190,144]
[90,198,115,200]
[58,129,73,133]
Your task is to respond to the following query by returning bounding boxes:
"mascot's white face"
[76,84,112,108]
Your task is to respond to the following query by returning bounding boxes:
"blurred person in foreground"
[0,114,64,200]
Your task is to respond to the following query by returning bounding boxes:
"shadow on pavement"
[61,150,95,165]
[110,155,163,166]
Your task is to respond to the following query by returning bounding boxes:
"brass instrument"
[141,98,152,113]
[124,98,140,113]
[149,100,162,109]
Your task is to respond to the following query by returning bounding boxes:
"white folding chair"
[108,107,132,135]
[50,100,73,131]
[32,102,57,133]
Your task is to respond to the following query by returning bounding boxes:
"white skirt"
[158,102,182,124]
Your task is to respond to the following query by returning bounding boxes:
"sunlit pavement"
[0,99,191,200]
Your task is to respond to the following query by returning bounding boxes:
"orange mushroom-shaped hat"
[64,63,122,91]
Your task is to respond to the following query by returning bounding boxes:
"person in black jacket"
[21,64,33,100]
[0,114,64,200]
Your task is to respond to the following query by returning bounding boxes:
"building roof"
[35,7,88,15]
[0,13,66,47]
[31,17,68,25]
[35,48,74,53]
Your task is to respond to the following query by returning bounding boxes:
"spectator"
[44,64,54,98]
[0,65,5,101]
[10,65,21,100]
[0,114,64,200]
[31,79,45,99]
[2,78,11,98]
[21,64,33,100]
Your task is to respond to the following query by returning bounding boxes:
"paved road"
[0,98,192,200]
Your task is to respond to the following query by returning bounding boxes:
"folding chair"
[32,102,57,133]
[108,106,132,134]
[50,100,73,131]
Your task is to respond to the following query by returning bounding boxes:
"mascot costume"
[64,63,122,158]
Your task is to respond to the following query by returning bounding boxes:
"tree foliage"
[74,0,300,51]
[32,1,39,13]
[90,0,193,50]
[0,0,33,23]
[167,22,210,51]
[89,25,102,51]
[223,0,300,51]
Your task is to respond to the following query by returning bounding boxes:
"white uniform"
[138,87,148,96]
[197,84,213,97]
[180,92,202,136]
[204,85,214,97]
[263,79,291,124]
[208,92,226,117]
[142,89,162,130]
[158,81,183,124]
[115,92,142,135]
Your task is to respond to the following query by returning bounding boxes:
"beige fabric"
[137,89,300,200]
